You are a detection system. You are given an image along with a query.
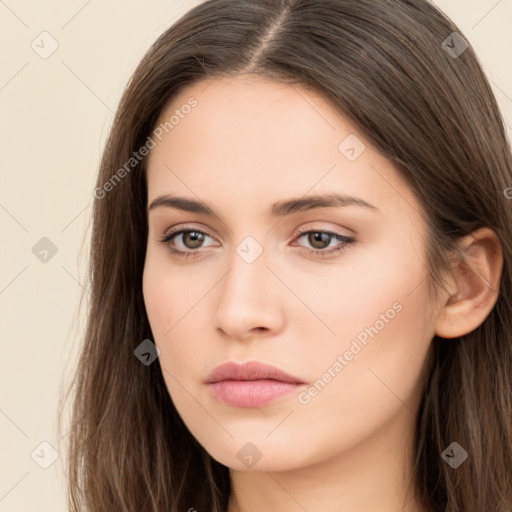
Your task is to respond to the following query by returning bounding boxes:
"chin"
[202,437,310,473]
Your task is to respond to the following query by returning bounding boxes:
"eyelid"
[160,225,220,245]
[293,223,355,238]
[160,222,353,242]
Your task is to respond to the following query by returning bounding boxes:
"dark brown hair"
[59,0,512,510]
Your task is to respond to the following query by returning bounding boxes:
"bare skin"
[142,75,502,512]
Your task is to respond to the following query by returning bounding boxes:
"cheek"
[285,234,428,347]
[288,296,432,468]
[142,246,202,338]
[142,252,211,381]
[143,260,216,446]
[289,235,434,406]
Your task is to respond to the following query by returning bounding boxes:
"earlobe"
[435,227,503,339]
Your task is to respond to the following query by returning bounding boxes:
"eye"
[158,226,356,260]
[158,227,219,259]
[292,229,355,258]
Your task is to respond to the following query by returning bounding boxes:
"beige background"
[1,1,511,510]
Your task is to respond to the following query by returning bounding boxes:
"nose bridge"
[212,234,283,337]
[220,235,269,308]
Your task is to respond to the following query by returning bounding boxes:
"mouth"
[205,360,306,408]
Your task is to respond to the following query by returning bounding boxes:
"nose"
[212,242,286,341]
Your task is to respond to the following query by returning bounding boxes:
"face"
[143,75,440,472]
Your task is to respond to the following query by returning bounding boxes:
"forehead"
[145,75,421,222]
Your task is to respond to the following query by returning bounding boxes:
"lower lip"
[208,379,303,408]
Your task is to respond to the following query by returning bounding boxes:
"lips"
[205,360,306,385]
[205,361,306,408]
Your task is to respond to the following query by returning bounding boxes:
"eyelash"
[158,226,356,260]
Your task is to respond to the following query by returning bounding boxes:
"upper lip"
[205,361,306,384]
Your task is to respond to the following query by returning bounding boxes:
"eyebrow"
[148,193,379,217]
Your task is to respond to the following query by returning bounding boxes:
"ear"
[435,227,503,339]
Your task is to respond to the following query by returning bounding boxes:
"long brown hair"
[58,0,512,510]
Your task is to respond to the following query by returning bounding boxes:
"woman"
[60,0,512,510]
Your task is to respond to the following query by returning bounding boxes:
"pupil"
[309,232,330,249]
[184,231,204,249]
